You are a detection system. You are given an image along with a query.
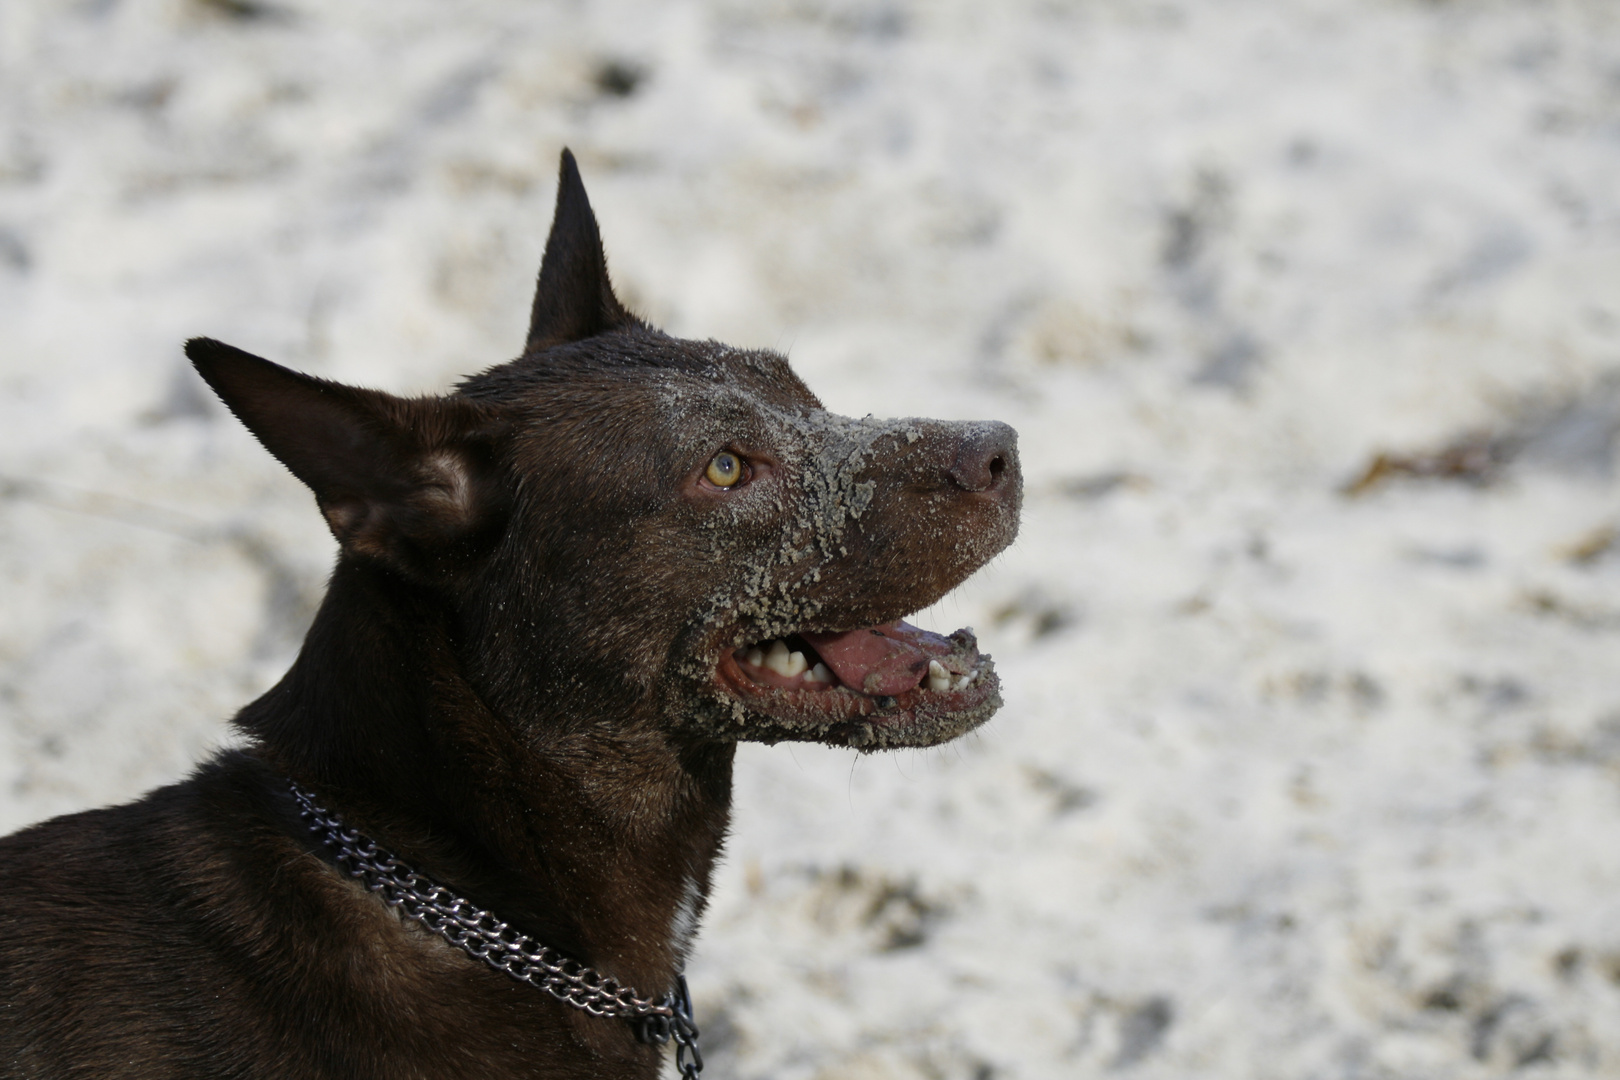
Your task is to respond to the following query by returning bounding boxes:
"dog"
[0,150,1021,1079]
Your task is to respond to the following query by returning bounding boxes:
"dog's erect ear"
[186,338,506,570]
[524,148,638,353]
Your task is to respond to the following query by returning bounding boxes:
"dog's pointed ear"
[186,337,507,571]
[524,148,638,353]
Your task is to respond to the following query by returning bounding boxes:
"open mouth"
[713,619,1000,749]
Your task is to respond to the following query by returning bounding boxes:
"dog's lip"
[713,619,997,720]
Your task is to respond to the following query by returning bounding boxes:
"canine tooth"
[927,659,952,693]
[745,647,765,668]
[807,663,833,684]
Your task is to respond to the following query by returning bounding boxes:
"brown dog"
[0,151,1020,1079]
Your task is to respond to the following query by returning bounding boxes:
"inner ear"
[416,450,479,523]
[318,446,486,561]
[186,337,509,572]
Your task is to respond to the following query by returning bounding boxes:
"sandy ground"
[4,0,1620,1076]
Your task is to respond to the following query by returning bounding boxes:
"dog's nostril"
[947,425,1017,493]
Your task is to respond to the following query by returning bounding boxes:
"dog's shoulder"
[0,756,282,1072]
[0,753,646,1078]
[0,754,266,914]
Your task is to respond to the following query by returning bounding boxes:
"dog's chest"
[668,873,704,963]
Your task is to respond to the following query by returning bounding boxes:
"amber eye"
[705,451,743,488]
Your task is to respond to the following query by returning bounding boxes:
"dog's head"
[190,151,1020,752]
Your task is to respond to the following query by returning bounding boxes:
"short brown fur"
[0,150,1021,1078]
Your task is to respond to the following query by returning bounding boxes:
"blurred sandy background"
[3,1,1620,1076]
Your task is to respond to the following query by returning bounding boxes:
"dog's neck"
[237,559,734,998]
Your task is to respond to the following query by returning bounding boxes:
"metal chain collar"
[289,780,703,1077]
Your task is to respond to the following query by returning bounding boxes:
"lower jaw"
[822,685,1003,749]
[707,659,1004,750]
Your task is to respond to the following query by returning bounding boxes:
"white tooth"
[927,659,952,693]
[785,650,808,677]
[808,662,834,684]
[764,640,794,676]
[746,647,765,668]
[953,669,976,691]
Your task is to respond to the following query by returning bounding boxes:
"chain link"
[289,781,702,1072]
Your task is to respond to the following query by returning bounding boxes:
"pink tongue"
[802,621,953,696]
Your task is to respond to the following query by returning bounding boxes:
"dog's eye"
[705,452,743,488]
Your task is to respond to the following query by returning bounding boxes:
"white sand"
[3,1,1619,1076]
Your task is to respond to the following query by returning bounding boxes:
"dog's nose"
[947,422,1018,493]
